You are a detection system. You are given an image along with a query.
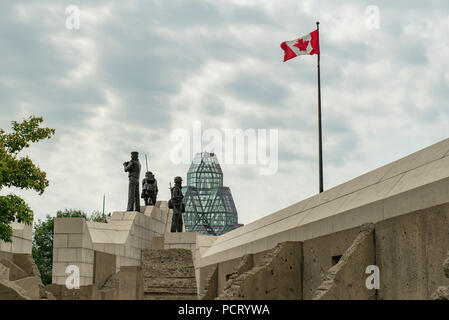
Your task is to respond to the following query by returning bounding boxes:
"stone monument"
[123,151,141,212]
[141,171,158,206]
[169,176,184,232]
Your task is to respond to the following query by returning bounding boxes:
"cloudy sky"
[1,0,449,225]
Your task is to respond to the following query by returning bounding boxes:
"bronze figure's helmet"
[174,176,182,184]
[131,151,139,159]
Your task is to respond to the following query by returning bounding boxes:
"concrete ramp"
[202,138,449,267]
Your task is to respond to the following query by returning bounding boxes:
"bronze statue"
[141,171,158,206]
[123,151,141,212]
[169,176,184,232]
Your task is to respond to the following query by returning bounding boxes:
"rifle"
[168,182,173,209]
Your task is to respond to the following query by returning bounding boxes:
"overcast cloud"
[1,0,449,225]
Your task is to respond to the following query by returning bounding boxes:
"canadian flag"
[280,29,320,62]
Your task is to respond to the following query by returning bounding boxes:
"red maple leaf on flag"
[294,38,309,52]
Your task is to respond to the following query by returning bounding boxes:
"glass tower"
[182,152,241,236]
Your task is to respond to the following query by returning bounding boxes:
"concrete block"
[109,220,133,231]
[303,226,360,300]
[0,263,9,281]
[93,243,105,252]
[113,230,129,243]
[143,206,154,217]
[52,262,69,277]
[313,224,376,300]
[119,266,143,300]
[12,253,41,278]
[384,177,449,220]
[89,229,111,244]
[123,212,137,221]
[110,211,125,220]
[103,244,115,255]
[11,238,24,253]
[22,225,33,241]
[21,240,32,254]
[93,251,116,289]
[76,248,94,263]
[382,137,449,181]
[57,248,78,262]
[54,234,68,248]
[142,239,152,249]
[0,241,12,252]
[331,202,384,234]
[376,203,449,299]
[387,156,449,197]
[79,263,94,278]
[218,242,303,300]
[12,276,41,300]
[54,218,86,234]
[12,228,23,239]
[114,244,125,256]
[67,234,84,248]
[0,258,27,281]
[165,232,197,245]
[80,276,93,287]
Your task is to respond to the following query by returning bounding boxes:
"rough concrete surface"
[0,278,30,300]
[302,226,360,299]
[0,253,52,300]
[431,250,449,300]
[313,223,376,300]
[93,251,116,289]
[217,241,302,300]
[141,248,197,300]
[200,265,218,300]
[376,203,449,299]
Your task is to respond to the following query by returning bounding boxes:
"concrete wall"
[303,226,361,299]
[193,138,449,300]
[376,203,449,299]
[0,222,32,254]
[313,224,376,300]
[217,242,303,300]
[163,232,218,296]
[200,138,449,268]
[200,204,449,300]
[141,248,197,300]
[52,202,170,286]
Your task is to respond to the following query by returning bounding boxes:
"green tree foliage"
[0,116,54,242]
[32,209,106,285]
[90,210,110,223]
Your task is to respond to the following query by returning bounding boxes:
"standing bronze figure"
[141,171,158,206]
[169,176,184,232]
[123,151,141,212]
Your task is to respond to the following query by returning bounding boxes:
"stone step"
[144,294,197,300]
[141,248,198,300]
[144,286,197,295]
[142,265,195,278]
[144,277,196,289]
[141,249,193,263]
